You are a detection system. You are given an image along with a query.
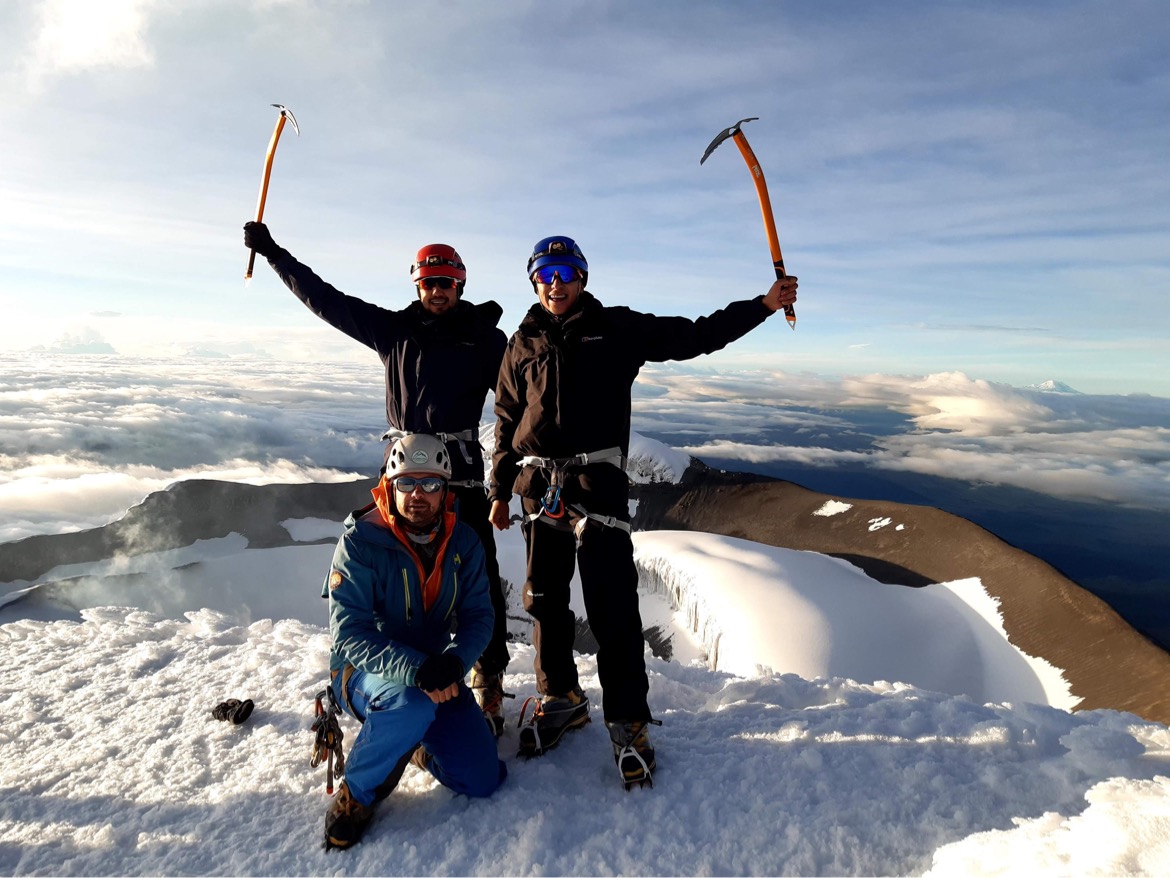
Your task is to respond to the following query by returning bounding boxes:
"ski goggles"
[418,277,457,291]
[393,476,446,494]
[530,265,580,285]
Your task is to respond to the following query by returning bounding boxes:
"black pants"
[453,485,510,677]
[520,497,650,723]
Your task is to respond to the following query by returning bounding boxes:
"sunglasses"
[419,277,457,291]
[530,265,580,285]
[393,476,446,494]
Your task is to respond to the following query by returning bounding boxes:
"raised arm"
[244,221,395,352]
[637,276,797,363]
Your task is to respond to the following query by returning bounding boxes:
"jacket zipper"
[445,554,460,620]
[402,568,411,622]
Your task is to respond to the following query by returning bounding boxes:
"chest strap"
[449,479,485,490]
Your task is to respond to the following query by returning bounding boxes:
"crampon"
[516,687,590,757]
[608,718,661,790]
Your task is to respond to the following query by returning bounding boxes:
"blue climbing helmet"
[527,235,588,287]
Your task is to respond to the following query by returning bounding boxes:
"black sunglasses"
[393,476,446,494]
[419,277,457,291]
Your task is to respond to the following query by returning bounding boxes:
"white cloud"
[23,0,156,86]
[641,366,1170,511]
[0,455,362,543]
[0,355,386,540]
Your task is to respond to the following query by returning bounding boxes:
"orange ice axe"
[245,104,300,283]
[701,117,796,329]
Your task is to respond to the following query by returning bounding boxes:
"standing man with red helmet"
[243,221,511,735]
[489,235,797,788]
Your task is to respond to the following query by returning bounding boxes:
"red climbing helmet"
[410,244,467,283]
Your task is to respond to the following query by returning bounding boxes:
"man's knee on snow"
[438,758,507,799]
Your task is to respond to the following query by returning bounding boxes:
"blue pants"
[334,669,506,807]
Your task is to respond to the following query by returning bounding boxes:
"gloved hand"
[415,653,465,692]
[243,221,285,260]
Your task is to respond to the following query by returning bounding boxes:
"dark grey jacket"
[270,253,507,481]
[491,290,773,514]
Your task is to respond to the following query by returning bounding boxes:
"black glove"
[211,698,254,724]
[243,221,284,260]
[415,653,464,692]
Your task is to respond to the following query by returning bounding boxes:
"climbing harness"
[310,685,346,795]
[519,447,632,535]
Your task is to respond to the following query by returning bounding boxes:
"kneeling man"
[323,433,505,849]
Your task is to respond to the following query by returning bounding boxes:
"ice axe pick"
[701,117,795,329]
[245,104,300,283]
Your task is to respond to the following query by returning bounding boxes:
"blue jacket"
[322,502,494,685]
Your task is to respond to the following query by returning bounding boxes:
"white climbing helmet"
[384,433,452,479]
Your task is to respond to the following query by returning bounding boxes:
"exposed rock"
[0,478,377,584]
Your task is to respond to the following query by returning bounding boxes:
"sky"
[1,0,1169,395]
[3,447,1170,875]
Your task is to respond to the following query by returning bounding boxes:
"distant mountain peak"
[1027,379,1081,394]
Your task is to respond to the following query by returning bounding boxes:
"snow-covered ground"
[5,476,1170,874]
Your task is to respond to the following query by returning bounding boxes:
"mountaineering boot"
[471,668,507,737]
[607,720,656,789]
[323,781,374,850]
[409,744,433,773]
[517,685,590,757]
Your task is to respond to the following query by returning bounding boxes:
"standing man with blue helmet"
[242,222,512,735]
[488,235,798,788]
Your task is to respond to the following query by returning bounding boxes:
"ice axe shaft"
[701,117,796,329]
[245,104,300,282]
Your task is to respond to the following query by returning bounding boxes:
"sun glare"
[29,0,155,78]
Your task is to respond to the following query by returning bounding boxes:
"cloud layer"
[635,366,1170,511]
[3,354,1168,547]
[0,354,384,542]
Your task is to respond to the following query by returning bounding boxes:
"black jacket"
[271,253,507,481]
[490,290,772,511]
